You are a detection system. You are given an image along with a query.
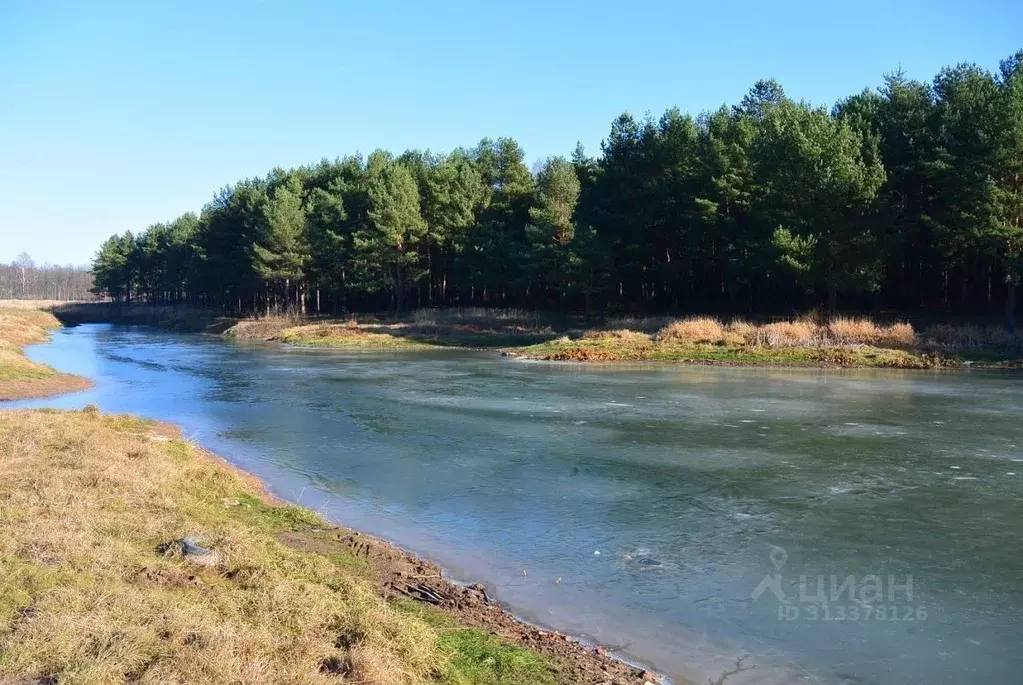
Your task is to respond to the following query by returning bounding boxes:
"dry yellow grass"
[655,316,822,348]
[0,299,96,310]
[0,409,555,685]
[654,316,820,348]
[876,322,915,347]
[223,314,306,340]
[656,317,725,344]
[0,307,62,347]
[723,320,758,346]
[653,315,919,350]
[761,320,819,347]
[827,317,915,347]
[825,316,876,345]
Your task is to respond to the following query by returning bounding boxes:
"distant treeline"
[0,253,95,301]
[91,50,1023,326]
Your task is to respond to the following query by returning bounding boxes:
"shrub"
[827,316,880,345]
[876,322,916,347]
[762,320,818,347]
[824,316,915,347]
[724,320,759,346]
[657,317,725,344]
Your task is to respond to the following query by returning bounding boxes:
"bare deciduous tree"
[0,255,96,301]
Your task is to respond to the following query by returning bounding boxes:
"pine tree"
[251,173,309,313]
[995,51,1023,330]
[526,156,580,309]
[306,184,349,314]
[421,152,486,304]
[756,99,886,310]
[359,162,426,312]
[87,49,1023,324]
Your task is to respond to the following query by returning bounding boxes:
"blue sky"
[1,0,1021,265]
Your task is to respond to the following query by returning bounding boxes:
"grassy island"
[511,315,1019,367]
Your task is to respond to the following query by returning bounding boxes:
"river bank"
[0,306,92,400]
[0,310,664,684]
[51,302,1023,369]
[11,317,1023,685]
[0,408,659,685]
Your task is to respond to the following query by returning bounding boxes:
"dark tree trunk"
[1007,282,1016,334]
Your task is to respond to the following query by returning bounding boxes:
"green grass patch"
[393,600,557,685]
[0,560,62,631]
[160,439,191,462]
[224,492,325,533]
[438,629,556,685]
[0,363,54,382]
[278,323,435,349]
[102,412,158,432]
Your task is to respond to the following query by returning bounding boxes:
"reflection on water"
[14,324,1023,685]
